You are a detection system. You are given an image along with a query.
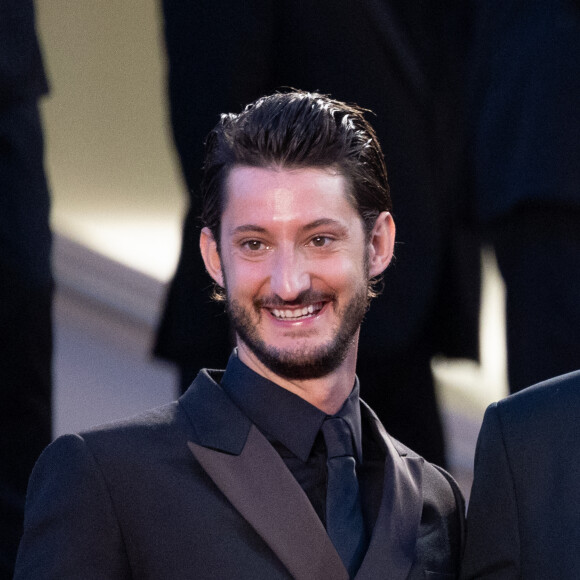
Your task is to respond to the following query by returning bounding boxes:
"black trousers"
[0,100,52,579]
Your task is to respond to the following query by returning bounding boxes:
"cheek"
[313,254,366,291]
[223,258,270,297]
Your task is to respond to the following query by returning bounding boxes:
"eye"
[242,240,268,251]
[309,235,331,248]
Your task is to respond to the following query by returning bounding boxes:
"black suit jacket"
[461,370,580,579]
[155,0,479,371]
[16,369,464,579]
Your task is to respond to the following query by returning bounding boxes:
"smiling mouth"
[269,302,324,321]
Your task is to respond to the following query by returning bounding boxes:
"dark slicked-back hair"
[200,90,391,244]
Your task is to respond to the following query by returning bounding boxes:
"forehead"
[222,165,359,230]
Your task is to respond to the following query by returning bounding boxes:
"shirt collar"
[220,350,363,463]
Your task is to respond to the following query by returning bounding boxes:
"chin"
[246,335,356,381]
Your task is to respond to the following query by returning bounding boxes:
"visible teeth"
[271,304,320,319]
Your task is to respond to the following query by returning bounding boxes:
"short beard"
[226,284,370,381]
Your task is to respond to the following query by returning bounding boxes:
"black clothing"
[0,0,48,106]
[15,354,465,578]
[220,352,383,541]
[490,207,580,391]
[462,370,580,578]
[469,0,580,392]
[0,2,52,577]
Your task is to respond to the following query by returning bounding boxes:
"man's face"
[202,165,383,381]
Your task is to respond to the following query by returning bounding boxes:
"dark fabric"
[269,431,328,527]
[322,417,366,577]
[219,352,327,523]
[220,352,373,528]
[357,334,446,468]
[468,0,580,395]
[0,265,52,580]
[156,0,481,464]
[219,352,327,462]
[15,362,465,578]
[0,0,48,106]
[0,8,52,571]
[490,206,580,393]
[468,0,580,223]
[188,424,349,580]
[461,370,580,579]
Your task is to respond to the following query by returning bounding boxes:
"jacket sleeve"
[460,404,520,579]
[14,434,130,579]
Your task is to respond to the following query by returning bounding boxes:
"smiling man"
[15,92,464,580]
[202,165,383,406]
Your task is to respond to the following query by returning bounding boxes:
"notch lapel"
[188,424,348,580]
[355,403,424,580]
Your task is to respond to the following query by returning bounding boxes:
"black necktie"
[321,417,366,577]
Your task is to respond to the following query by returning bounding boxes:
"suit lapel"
[355,403,424,580]
[181,371,424,580]
[181,371,348,580]
[188,427,348,580]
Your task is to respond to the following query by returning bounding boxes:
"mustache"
[254,290,335,309]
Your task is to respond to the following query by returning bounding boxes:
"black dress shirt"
[220,351,385,538]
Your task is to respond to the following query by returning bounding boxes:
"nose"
[269,247,311,302]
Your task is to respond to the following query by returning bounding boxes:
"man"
[15,92,464,579]
[461,369,580,579]
[0,1,53,577]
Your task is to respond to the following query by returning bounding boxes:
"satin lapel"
[188,425,349,580]
[355,405,424,580]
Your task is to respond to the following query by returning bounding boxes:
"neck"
[236,342,358,415]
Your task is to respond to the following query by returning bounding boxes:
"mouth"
[269,302,325,321]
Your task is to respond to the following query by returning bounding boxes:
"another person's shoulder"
[499,369,580,410]
[475,369,580,470]
[488,369,580,435]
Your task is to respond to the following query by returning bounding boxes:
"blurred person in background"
[468,0,580,393]
[0,0,52,577]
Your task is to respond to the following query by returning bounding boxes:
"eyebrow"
[230,224,268,236]
[302,218,346,232]
[230,218,347,237]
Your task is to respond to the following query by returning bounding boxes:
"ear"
[367,212,396,278]
[200,227,224,287]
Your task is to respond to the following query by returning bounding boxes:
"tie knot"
[321,417,354,459]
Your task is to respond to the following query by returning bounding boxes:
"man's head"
[199,91,395,384]
[200,90,391,247]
